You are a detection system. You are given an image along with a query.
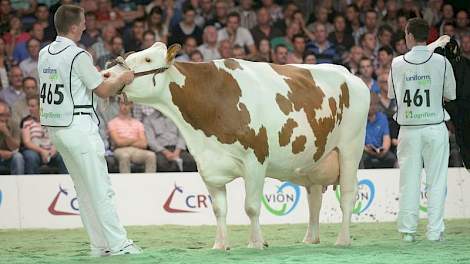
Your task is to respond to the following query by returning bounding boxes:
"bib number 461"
[41,83,64,105]
[403,89,430,107]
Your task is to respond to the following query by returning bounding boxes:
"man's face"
[184,38,197,54]
[462,36,470,54]
[0,104,10,123]
[111,37,123,54]
[23,79,37,97]
[443,25,455,37]
[201,0,212,12]
[293,37,305,53]
[31,23,44,40]
[379,30,392,46]
[456,11,469,28]
[215,2,227,17]
[257,8,270,25]
[119,101,132,115]
[35,6,49,21]
[184,10,196,24]
[314,25,327,43]
[274,47,288,64]
[219,41,232,58]
[351,47,363,63]
[378,50,392,65]
[0,0,11,15]
[395,38,407,55]
[241,0,252,10]
[27,99,39,117]
[233,48,245,59]
[346,7,357,21]
[365,12,377,29]
[363,33,377,50]
[132,22,145,38]
[359,59,373,78]
[143,34,155,49]
[27,39,40,59]
[103,26,116,42]
[9,67,23,89]
[442,4,453,19]
[85,14,96,30]
[227,16,240,32]
[334,16,346,32]
[205,26,218,44]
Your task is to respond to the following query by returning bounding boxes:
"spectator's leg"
[113,147,132,173]
[50,153,69,174]
[129,147,157,173]
[156,151,178,172]
[379,151,397,168]
[180,150,198,172]
[23,149,41,174]
[10,151,26,175]
[105,155,119,173]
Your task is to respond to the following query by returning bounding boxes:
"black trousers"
[156,145,198,172]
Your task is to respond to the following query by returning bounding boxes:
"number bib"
[390,53,446,126]
[38,42,88,127]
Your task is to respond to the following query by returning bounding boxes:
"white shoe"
[427,232,444,242]
[90,247,111,257]
[110,243,143,256]
[401,233,416,242]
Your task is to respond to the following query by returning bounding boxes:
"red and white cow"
[104,43,370,249]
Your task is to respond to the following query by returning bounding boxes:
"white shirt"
[217,27,255,48]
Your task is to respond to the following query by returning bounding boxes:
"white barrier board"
[0,169,468,229]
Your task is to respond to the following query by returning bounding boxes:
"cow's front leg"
[303,185,323,244]
[207,185,229,250]
[244,162,267,249]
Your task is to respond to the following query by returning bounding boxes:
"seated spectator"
[97,36,124,70]
[2,16,30,56]
[328,14,355,60]
[218,39,233,59]
[11,77,37,126]
[95,0,125,29]
[232,0,257,30]
[360,93,396,169]
[114,0,145,25]
[108,99,156,173]
[144,110,197,172]
[197,25,221,61]
[250,7,283,48]
[270,22,300,52]
[123,18,145,52]
[169,6,203,46]
[393,32,407,56]
[79,12,100,48]
[375,46,393,77]
[0,66,24,107]
[21,96,67,174]
[306,23,340,64]
[218,12,256,58]
[455,10,469,41]
[205,0,229,30]
[33,4,56,42]
[96,96,120,172]
[19,38,40,83]
[142,30,156,50]
[359,32,377,62]
[0,38,9,89]
[307,6,334,35]
[358,57,380,94]
[189,50,204,62]
[13,22,46,64]
[0,101,24,174]
[287,34,305,64]
[343,45,363,75]
[272,44,288,65]
[303,52,317,64]
[91,24,117,61]
[377,24,394,49]
[146,6,169,44]
[176,36,197,62]
[232,44,246,59]
[462,34,470,59]
[248,38,271,62]
[262,0,283,23]
[377,73,397,120]
[345,4,362,45]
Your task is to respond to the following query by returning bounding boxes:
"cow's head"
[103,42,181,104]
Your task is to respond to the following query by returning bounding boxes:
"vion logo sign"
[261,182,301,216]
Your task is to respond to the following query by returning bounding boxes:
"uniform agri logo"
[405,74,431,86]
[405,110,437,120]
[48,185,79,216]
[261,182,301,216]
[163,184,212,213]
[336,179,375,214]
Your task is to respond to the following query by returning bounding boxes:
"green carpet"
[1,219,469,264]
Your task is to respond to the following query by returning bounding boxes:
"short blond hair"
[54,4,84,35]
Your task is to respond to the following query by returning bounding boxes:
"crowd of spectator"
[0,0,468,174]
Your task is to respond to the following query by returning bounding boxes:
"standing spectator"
[80,12,100,48]
[146,6,169,43]
[124,18,145,52]
[176,36,197,62]
[108,100,156,173]
[11,77,37,126]
[169,6,203,46]
[376,46,394,77]
[305,23,339,64]
[232,0,257,30]
[0,66,24,107]
[19,38,40,83]
[197,25,221,61]
[0,101,24,174]
[360,32,377,61]
[272,44,288,65]
[144,110,197,172]
[261,0,282,23]
[0,38,8,89]
[13,22,46,64]
[34,4,56,42]
[358,57,380,94]
[218,12,256,58]
[21,96,67,174]
[344,45,364,75]
[205,0,228,30]
[249,38,271,62]
[360,93,396,169]
[91,24,117,61]
[345,4,363,45]
[328,14,355,60]
[287,34,305,64]
[114,0,145,25]
[96,36,124,70]
[250,7,283,48]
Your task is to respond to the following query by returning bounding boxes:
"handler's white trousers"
[48,116,130,252]
[397,123,449,240]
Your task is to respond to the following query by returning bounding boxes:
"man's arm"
[0,122,20,151]
[443,57,456,102]
[131,123,148,149]
[108,122,135,147]
[22,124,49,161]
[387,69,395,99]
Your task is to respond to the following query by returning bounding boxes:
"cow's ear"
[166,44,182,64]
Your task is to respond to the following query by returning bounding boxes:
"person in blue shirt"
[360,93,397,168]
[359,57,380,94]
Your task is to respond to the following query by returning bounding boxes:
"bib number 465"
[41,83,64,105]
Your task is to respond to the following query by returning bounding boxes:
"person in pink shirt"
[107,98,156,173]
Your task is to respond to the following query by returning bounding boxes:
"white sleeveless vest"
[390,52,446,126]
[38,39,97,127]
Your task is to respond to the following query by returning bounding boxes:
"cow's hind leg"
[244,160,267,249]
[303,185,323,244]
[207,185,229,250]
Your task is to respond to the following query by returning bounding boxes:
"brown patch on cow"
[223,58,243,70]
[336,82,350,125]
[292,135,307,154]
[270,64,345,161]
[169,62,268,163]
[276,94,293,115]
[278,118,298,147]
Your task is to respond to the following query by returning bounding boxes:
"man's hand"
[364,145,377,156]
[40,149,50,164]
[0,121,10,135]
[0,150,13,160]
[119,70,135,85]
[162,149,175,160]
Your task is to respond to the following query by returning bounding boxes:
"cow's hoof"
[247,241,267,249]
[303,237,320,244]
[334,239,351,247]
[212,242,230,251]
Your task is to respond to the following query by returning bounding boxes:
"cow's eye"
[145,58,151,63]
